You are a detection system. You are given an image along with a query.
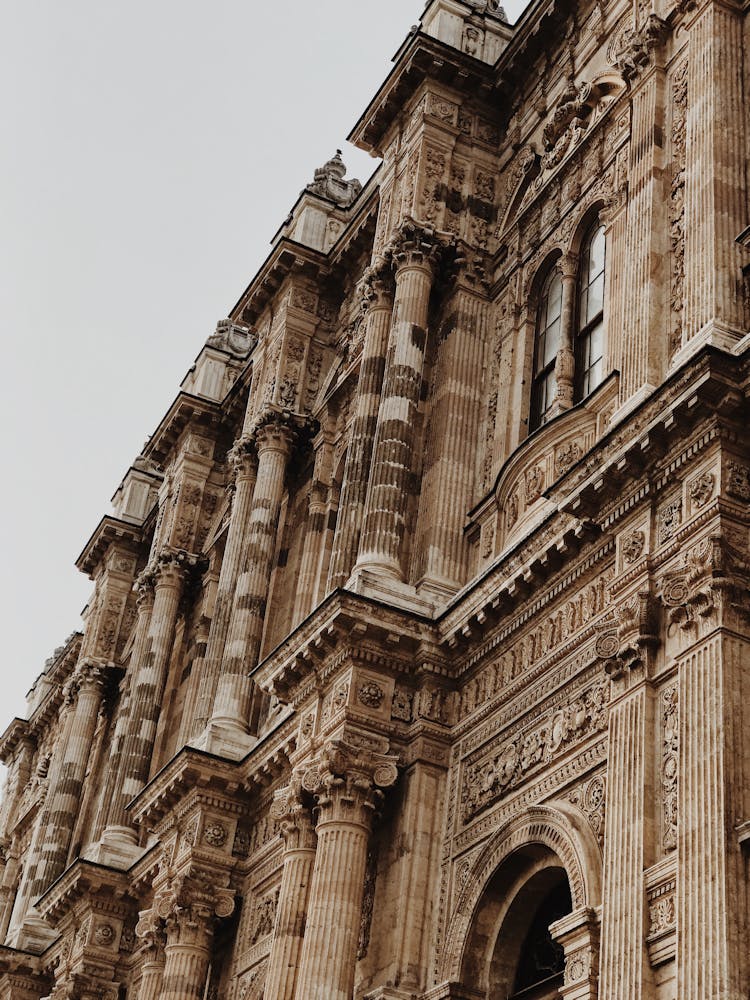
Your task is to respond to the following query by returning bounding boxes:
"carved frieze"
[461,679,608,822]
[662,685,678,851]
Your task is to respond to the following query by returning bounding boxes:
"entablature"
[75,516,145,580]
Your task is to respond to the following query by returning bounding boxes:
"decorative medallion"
[358,682,385,710]
[689,472,715,508]
[203,822,228,849]
[622,529,645,564]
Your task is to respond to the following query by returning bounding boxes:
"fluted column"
[599,674,655,999]
[620,41,670,403]
[415,278,489,597]
[208,417,295,739]
[105,550,191,838]
[682,0,746,348]
[265,780,318,1000]
[154,884,234,1000]
[676,632,750,998]
[191,437,257,735]
[27,659,111,900]
[135,909,167,1000]
[328,269,394,589]
[294,741,398,1000]
[355,226,443,581]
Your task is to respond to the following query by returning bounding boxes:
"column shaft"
[599,685,654,999]
[621,69,669,400]
[108,558,185,832]
[357,256,435,579]
[28,664,107,898]
[677,633,749,998]
[415,288,488,595]
[210,420,293,730]
[159,941,211,1000]
[265,796,317,1000]
[192,443,257,733]
[683,1,746,343]
[138,956,165,1000]
[328,284,393,589]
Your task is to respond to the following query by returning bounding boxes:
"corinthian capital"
[300,739,399,827]
[386,217,452,278]
[73,657,114,694]
[269,774,317,851]
[153,548,204,589]
[361,261,395,312]
[613,15,669,83]
[154,872,235,944]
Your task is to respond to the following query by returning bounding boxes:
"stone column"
[135,909,167,1000]
[598,651,656,1000]
[328,268,394,589]
[355,225,443,581]
[265,780,318,1000]
[676,631,750,998]
[293,440,332,623]
[554,252,578,413]
[191,436,258,735]
[618,28,670,404]
[27,659,111,900]
[682,0,746,350]
[550,906,600,1000]
[105,550,191,840]
[294,742,399,1000]
[414,279,489,597]
[97,580,154,849]
[155,884,234,1000]
[206,416,295,750]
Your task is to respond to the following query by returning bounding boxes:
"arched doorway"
[441,804,602,1000]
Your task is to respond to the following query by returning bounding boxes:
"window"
[575,222,606,401]
[530,267,563,432]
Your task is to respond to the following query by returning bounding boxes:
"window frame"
[529,265,563,433]
[574,220,606,403]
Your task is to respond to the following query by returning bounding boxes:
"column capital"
[361,261,395,312]
[73,657,115,695]
[612,14,669,83]
[150,548,204,590]
[560,252,579,280]
[301,739,399,827]
[154,873,235,944]
[252,412,299,457]
[270,775,317,852]
[135,906,167,957]
[387,217,451,279]
[228,433,258,482]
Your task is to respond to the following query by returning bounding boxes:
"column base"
[190,719,257,761]
[86,825,144,869]
[345,567,437,616]
[362,989,418,1000]
[415,574,460,608]
[6,911,58,953]
[609,382,659,428]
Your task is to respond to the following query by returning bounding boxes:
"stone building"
[1,0,749,996]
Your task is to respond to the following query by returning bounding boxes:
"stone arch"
[439,801,602,986]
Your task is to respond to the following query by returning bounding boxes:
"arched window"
[575,221,606,401]
[530,267,563,432]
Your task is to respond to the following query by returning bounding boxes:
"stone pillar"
[554,252,578,412]
[135,909,167,1000]
[676,631,750,998]
[105,550,191,841]
[598,654,656,1000]
[97,581,154,850]
[27,659,111,900]
[191,436,258,735]
[551,906,600,1000]
[293,439,332,623]
[328,268,394,589]
[294,742,399,1000]
[265,780,318,1000]
[206,416,295,751]
[355,226,443,581]
[155,884,234,1000]
[682,0,746,350]
[618,32,670,404]
[414,280,489,598]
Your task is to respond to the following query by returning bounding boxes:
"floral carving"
[94,923,116,947]
[358,682,385,710]
[357,849,378,960]
[250,889,279,944]
[462,680,608,821]
[525,465,545,503]
[555,441,582,476]
[649,892,676,935]
[658,498,682,544]
[669,60,688,359]
[204,822,228,849]
[622,530,646,564]
[566,774,606,846]
[727,462,750,501]
[662,685,678,851]
[391,687,413,723]
[689,471,715,509]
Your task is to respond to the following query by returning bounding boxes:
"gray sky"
[1,0,527,725]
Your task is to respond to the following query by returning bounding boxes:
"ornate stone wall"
[1,0,749,997]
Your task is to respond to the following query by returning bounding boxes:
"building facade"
[2,0,750,996]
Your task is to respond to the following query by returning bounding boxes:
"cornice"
[75,515,145,579]
[0,945,44,977]
[0,718,30,764]
[36,859,135,927]
[229,238,329,328]
[142,391,222,467]
[348,31,499,155]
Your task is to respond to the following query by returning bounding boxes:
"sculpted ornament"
[358,682,385,710]
[662,686,678,851]
[525,465,545,503]
[622,530,646,564]
[203,822,228,849]
[689,472,715,508]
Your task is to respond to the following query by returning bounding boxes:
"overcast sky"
[0,0,527,726]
